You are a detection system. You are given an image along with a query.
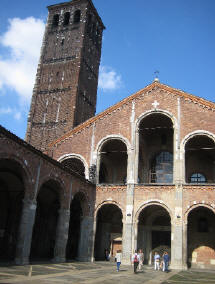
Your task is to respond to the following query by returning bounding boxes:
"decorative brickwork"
[26,0,105,152]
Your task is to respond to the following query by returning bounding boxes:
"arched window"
[63,12,70,26]
[189,173,206,183]
[74,10,81,23]
[150,151,173,183]
[52,14,59,27]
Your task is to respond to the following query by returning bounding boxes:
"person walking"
[154,252,160,271]
[132,250,140,274]
[115,250,122,272]
[138,249,144,271]
[163,251,170,272]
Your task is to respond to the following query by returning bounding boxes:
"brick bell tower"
[25,0,105,151]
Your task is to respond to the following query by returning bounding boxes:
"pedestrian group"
[114,249,170,273]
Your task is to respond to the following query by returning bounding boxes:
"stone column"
[182,222,188,270]
[78,216,94,261]
[170,185,184,269]
[53,209,70,262]
[15,199,37,265]
[122,101,136,264]
[122,183,134,264]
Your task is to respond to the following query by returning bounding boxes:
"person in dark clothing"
[163,251,170,272]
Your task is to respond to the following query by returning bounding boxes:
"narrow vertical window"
[52,14,59,27]
[56,103,60,122]
[63,12,70,26]
[74,10,81,23]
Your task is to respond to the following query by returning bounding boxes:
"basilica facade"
[0,0,215,270]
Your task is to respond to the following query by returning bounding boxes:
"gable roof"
[48,81,215,148]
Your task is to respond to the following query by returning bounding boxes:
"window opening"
[151,151,173,183]
[63,12,70,26]
[52,14,59,27]
[190,173,206,183]
[74,10,81,23]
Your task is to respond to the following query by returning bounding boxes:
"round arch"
[37,175,66,207]
[95,200,124,219]
[0,152,33,196]
[135,109,178,132]
[135,200,172,265]
[58,153,89,179]
[180,130,215,152]
[71,190,91,217]
[181,131,215,184]
[94,201,124,260]
[135,110,177,184]
[96,135,131,154]
[0,154,29,261]
[96,135,130,185]
[185,203,215,269]
[135,200,172,224]
[185,203,215,224]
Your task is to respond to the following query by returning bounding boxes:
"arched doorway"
[185,135,215,183]
[66,192,86,260]
[137,204,171,264]
[138,113,174,183]
[187,206,215,269]
[98,139,128,184]
[30,180,60,260]
[94,204,123,260]
[0,159,25,261]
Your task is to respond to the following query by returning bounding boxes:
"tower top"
[47,0,105,30]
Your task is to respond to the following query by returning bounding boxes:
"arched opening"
[66,192,86,260]
[185,135,215,183]
[98,139,128,184]
[94,204,123,260]
[0,159,25,261]
[187,206,215,269]
[63,12,70,26]
[30,180,60,260]
[138,113,174,183]
[137,205,171,264]
[52,14,59,27]
[73,10,81,23]
[61,157,85,178]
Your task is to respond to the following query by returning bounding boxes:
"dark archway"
[138,113,174,183]
[99,139,128,184]
[187,206,215,269]
[94,204,123,260]
[61,157,85,178]
[137,205,171,264]
[185,135,215,183]
[30,180,60,260]
[0,159,25,261]
[66,192,86,260]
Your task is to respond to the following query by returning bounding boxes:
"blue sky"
[0,0,215,139]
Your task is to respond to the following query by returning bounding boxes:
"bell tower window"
[63,12,70,26]
[52,14,59,27]
[74,10,81,23]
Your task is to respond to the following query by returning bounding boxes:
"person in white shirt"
[154,252,160,270]
[115,250,122,272]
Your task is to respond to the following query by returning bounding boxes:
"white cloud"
[98,66,122,91]
[0,107,12,114]
[0,17,45,104]
[0,107,22,121]
[14,111,21,121]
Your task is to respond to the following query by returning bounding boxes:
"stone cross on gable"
[152,100,159,109]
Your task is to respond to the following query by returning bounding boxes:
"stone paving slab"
[0,262,214,284]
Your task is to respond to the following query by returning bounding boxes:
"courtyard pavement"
[0,262,215,284]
